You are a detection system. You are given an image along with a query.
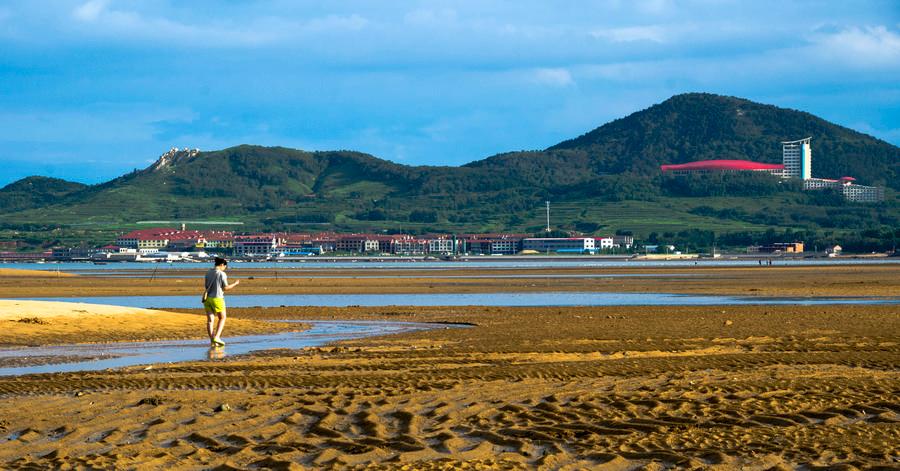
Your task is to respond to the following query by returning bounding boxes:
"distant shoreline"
[0,252,896,265]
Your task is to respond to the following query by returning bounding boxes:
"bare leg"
[213,310,227,341]
[206,312,215,341]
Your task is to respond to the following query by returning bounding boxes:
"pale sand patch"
[0,268,75,277]
[0,300,297,346]
[0,299,173,321]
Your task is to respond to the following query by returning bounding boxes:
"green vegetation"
[0,177,87,212]
[547,93,899,190]
[0,93,897,252]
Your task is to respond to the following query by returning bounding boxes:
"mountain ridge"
[4,92,898,192]
[0,92,896,241]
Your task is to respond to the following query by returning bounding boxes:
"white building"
[594,237,614,250]
[392,239,427,255]
[783,137,883,203]
[841,183,884,203]
[782,137,812,180]
[804,177,885,202]
[427,238,455,254]
[803,177,840,190]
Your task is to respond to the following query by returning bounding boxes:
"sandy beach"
[0,264,897,468]
[0,300,898,469]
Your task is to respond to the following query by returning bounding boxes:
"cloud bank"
[0,0,898,185]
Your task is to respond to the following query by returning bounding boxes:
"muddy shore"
[1,303,897,469]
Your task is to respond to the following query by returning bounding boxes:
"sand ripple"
[0,304,897,469]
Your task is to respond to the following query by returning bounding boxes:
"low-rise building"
[804,177,884,202]
[278,244,323,256]
[51,247,97,260]
[841,183,884,203]
[461,234,525,255]
[747,242,804,254]
[392,238,429,255]
[0,251,51,261]
[594,237,614,250]
[115,228,175,249]
[335,235,380,253]
[522,237,596,253]
[612,235,634,249]
[234,235,277,256]
[660,160,784,177]
[426,237,456,254]
[116,228,209,251]
[203,232,235,252]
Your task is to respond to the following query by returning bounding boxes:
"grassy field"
[2,191,854,252]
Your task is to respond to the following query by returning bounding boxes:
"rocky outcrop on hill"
[149,147,201,172]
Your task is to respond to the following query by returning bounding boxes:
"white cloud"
[305,14,368,32]
[636,0,673,15]
[591,25,668,43]
[67,2,369,47]
[810,25,900,67]
[403,8,458,26]
[532,68,574,87]
[72,0,108,22]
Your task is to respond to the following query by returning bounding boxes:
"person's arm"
[222,272,240,291]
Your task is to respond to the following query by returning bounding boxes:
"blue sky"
[1,0,899,186]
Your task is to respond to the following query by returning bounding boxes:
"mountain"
[471,93,899,189]
[0,93,896,248]
[0,176,87,213]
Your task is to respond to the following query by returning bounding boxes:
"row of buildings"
[107,228,636,257]
[660,137,885,202]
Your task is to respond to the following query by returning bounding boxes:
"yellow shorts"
[203,297,225,313]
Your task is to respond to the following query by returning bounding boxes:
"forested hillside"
[0,93,896,250]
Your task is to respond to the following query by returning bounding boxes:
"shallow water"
[66,273,706,279]
[4,258,898,271]
[0,321,447,377]
[25,292,900,308]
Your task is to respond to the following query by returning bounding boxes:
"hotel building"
[781,137,812,180]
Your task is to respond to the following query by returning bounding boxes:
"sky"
[1,0,899,186]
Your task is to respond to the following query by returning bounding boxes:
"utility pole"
[545,201,550,233]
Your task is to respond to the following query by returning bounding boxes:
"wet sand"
[1,263,899,297]
[1,304,897,469]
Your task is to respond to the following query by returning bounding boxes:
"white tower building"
[782,137,811,180]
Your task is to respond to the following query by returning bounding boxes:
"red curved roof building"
[660,159,784,175]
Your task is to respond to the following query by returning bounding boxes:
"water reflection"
[24,292,900,308]
[0,320,449,377]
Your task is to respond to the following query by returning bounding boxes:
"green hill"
[0,93,897,251]
[470,93,898,190]
[0,176,87,213]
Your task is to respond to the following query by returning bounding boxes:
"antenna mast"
[545,201,551,232]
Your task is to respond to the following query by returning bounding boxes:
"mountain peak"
[529,92,898,185]
[149,147,202,171]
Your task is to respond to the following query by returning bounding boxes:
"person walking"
[203,257,240,347]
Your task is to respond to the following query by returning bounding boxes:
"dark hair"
[214,257,228,266]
